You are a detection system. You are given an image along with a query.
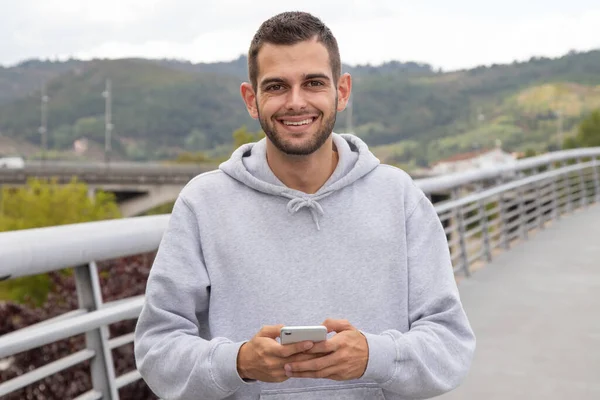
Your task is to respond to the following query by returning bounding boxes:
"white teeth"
[282,118,313,126]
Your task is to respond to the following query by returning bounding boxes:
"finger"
[279,340,315,358]
[305,338,339,354]
[322,318,354,333]
[287,352,321,363]
[288,365,340,379]
[257,324,285,339]
[284,352,337,374]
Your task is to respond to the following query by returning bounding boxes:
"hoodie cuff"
[211,341,255,394]
[360,331,397,383]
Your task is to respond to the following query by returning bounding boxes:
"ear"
[336,73,352,112]
[240,82,259,119]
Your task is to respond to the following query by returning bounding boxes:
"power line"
[39,83,49,163]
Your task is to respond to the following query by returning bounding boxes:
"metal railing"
[0,148,599,399]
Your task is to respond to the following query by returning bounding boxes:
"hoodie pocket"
[259,383,385,399]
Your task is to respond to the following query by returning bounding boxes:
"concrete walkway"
[437,204,600,400]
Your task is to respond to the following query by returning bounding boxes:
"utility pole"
[102,79,113,163]
[39,83,49,163]
[556,110,563,150]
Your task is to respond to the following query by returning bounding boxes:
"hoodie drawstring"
[286,196,326,231]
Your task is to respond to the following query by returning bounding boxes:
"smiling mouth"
[276,116,318,129]
[279,117,316,126]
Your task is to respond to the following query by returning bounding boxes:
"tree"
[520,148,537,159]
[171,151,211,164]
[51,124,75,149]
[233,125,265,149]
[0,178,120,232]
[0,178,121,304]
[562,136,579,150]
[184,128,210,151]
[73,116,104,143]
[576,109,600,147]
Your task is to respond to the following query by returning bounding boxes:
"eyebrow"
[303,73,331,81]
[259,73,331,89]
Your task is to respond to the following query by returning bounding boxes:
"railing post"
[548,161,560,221]
[552,167,560,220]
[498,192,510,250]
[593,156,600,204]
[563,161,573,213]
[452,189,470,277]
[477,197,492,263]
[517,184,528,240]
[576,157,587,208]
[74,262,119,400]
[535,181,544,230]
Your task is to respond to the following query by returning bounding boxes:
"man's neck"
[266,137,338,194]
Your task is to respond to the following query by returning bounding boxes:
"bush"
[0,253,159,400]
[0,178,121,305]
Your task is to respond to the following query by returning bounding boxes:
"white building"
[430,147,517,175]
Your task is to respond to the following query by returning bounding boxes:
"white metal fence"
[0,148,599,399]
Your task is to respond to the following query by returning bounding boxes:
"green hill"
[0,59,84,106]
[0,59,254,160]
[0,50,599,164]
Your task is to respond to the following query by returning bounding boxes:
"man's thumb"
[257,324,285,339]
[322,319,353,333]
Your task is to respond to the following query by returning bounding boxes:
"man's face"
[241,39,350,156]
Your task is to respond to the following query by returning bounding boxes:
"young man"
[134,11,475,400]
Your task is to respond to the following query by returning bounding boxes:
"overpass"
[0,160,217,217]
[0,147,599,399]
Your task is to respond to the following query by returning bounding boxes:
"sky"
[1,0,600,71]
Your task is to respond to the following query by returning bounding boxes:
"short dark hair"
[248,11,341,90]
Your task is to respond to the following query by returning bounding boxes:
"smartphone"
[280,325,327,345]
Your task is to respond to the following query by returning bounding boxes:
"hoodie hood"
[219,133,380,230]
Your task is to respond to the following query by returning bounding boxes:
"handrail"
[0,296,144,358]
[434,162,594,214]
[416,147,600,193]
[0,349,96,396]
[0,215,169,279]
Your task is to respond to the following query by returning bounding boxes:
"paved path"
[437,204,600,400]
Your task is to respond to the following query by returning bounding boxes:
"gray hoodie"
[134,133,475,400]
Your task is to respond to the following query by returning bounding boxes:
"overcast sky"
[1,0,600,71]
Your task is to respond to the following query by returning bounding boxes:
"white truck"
[0,156,25,169]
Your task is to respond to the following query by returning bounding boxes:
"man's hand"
[236,325,320,382]
[283,319,369,380]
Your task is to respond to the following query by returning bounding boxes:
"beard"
[257,100,337,156]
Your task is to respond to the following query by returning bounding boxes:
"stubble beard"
[256,99,338,156]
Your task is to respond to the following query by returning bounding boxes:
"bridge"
[0,147,599,399]
[0,160,216,217]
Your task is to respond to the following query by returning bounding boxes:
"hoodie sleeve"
[360,194,476,398]
[134,196,250,400]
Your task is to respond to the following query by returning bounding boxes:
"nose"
[284,86,307,111]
